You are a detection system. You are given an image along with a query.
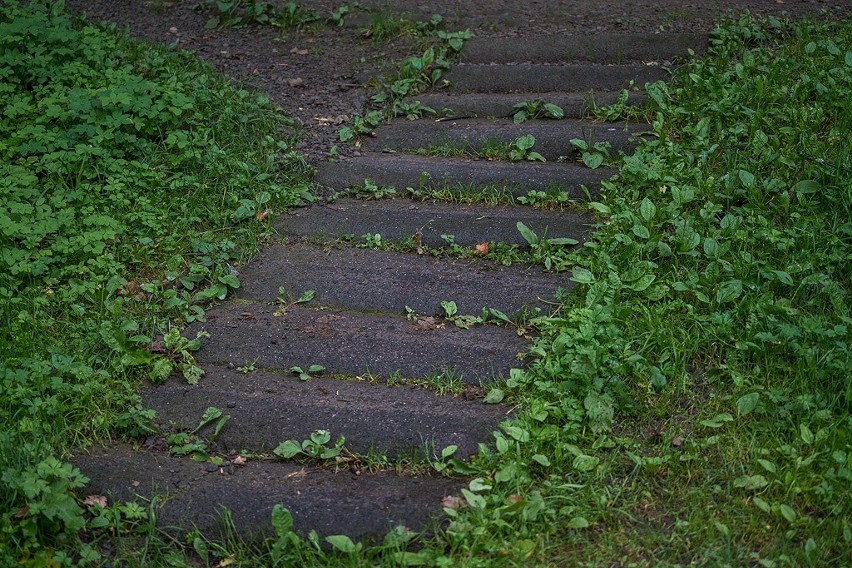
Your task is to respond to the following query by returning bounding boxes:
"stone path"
[75,30,708,541]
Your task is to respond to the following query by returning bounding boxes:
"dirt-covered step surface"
[236,243,572,315]
[443,63,668,94]
[278,198,592,249]
[460,32,709,64]
[74,444,462,540]
[144,366,509,459]
[365,118,642,161]
[406,90,648,120]
[189,304,528,384]
[316,154,614,197]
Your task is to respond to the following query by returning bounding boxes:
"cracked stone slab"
[364,118,643,161]
[460,33,709,64]
[143,365,510,458]
[235,242,574,315]
[315,153,614,198]
[74,444,462,540]
[443,63,668,94]
[189,303,528,384]
[407,90,648,119]
[277,198,593,249]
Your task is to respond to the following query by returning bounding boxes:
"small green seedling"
[509,135,546,162]
[512,99,565,124]
[274,429,347,461]
[569,138,611,169]
[274,288,315,316]
[289,364,325,381]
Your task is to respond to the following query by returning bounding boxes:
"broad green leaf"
[753,497,771,513]
[733,474,768,491]
[639,198,656,221]
[756,459,777,474]
[582,152,604,169]
[587,201,610,214]
[218,274,240,289]
[503,425,530,442]
[573,454,599,472]
[441,445,458,459]
[516,222,538,246]
[441,300,458,317]
[495,435,509,454]
[514,134,535,151]
[307,364,325,373]
[543,103,564,118]
[571,267,595,284]
[716,280,743,303]
[566,516,590,529]
[779,504,796,523]
[547,237,579,246]
[531,454,551,467]
[461,488,486,509]
[701,413,734,428]
[800,424,814,445]
[392,552,429,566]
[469,477,491,492]
[632,224,650,239]
[273,440,302,459]
[631,274,656,292]
[271,505,293,538]
[738,169,755,187]
[296,290,315,303]
[736,392,759,416]
[325,535,358,553]
[484,388,504,404]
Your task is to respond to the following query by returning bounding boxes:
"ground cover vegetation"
[1,3,850,566]
[0,1,312,563]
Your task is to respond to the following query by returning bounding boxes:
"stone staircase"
[75,30,708,541]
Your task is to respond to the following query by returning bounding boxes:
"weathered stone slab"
[74,444,462,540]
[277,198,593,250]
[190,304,528,384]
[460,33,709,64]
[143,366,509,458]
[406,90,648,119]
[364,118,643,161]
[315,153,614,197]
[444,63,667,94]
[236,243,574,315]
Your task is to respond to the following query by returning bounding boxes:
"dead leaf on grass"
[672,435,685,448]
[441,495,466,510]
[507,494,523,504]
[255,209,270,221]
[84,495,108,508]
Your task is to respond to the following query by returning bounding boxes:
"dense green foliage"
[0,2,310,562]
[0,3,849,566]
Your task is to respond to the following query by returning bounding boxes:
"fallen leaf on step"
[288,77,304,87]
[290,47,309,55]
[474,242,491,255]
[233,456,247,466]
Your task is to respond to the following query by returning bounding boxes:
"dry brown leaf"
[474,242,491,255]
[441,495,466,510]
[84,495,108,508]
[233,455,247,465]
[290,47,309,55]
[507,494,523,504]
[255,209,270,221]
[672,436,685,448]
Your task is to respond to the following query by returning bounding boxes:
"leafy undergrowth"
[0,2,311,564]
[2,5,850,568]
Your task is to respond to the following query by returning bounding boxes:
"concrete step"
[407,90,648,119]
[74,444,462,540]
[315,153,614,197]
[364,117,643,161]
[277,197,593,249]
[236,242,574,316]
[444,63,668,94]
[461,32,709,64]
[189,303,528,384]
[143,365,509,459]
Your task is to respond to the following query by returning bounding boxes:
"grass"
[1,4,850,567]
